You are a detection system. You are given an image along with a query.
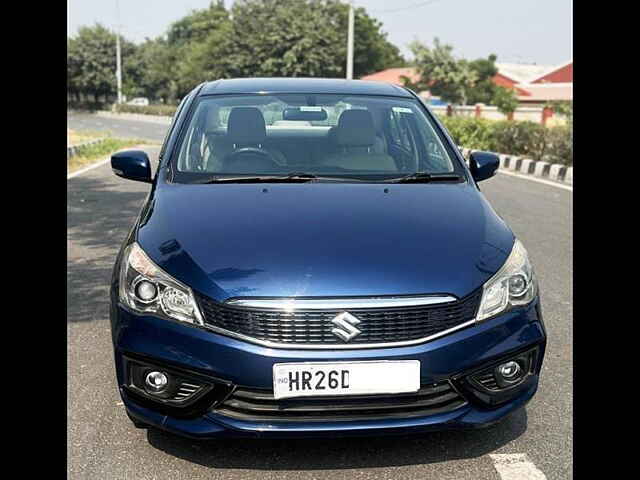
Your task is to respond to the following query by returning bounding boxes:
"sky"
[67,0,572,66]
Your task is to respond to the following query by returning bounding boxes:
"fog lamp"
[497,361,521,380]
[145,371,168,392]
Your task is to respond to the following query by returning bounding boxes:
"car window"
[172,94,459,181]
[160,93,191,160]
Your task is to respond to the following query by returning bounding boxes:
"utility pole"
[115,0,123,104]
[346,1,354,80]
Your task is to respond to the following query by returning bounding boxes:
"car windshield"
[172,93,461,182]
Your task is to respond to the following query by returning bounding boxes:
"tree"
[69,0,407,104]
[408,38,478,105]
[217,0,343,78]
[493,86,519,118]
[216,0,404,79]
[168,1,233,98]
[131,38,179,103]
[127,1,233,101]
[68,23,138,103]
[167,0,228,47]
[466,54,499,105]
[68,24,116,101]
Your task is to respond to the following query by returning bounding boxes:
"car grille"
[194,290,481,347]
[211,382,467,422]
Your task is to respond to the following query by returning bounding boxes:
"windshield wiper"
[194,172,320,184]
[385,172,463,184]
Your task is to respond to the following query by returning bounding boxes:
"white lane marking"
[490,454,547,480]
[67,156,111,179]
[497,169,573,192]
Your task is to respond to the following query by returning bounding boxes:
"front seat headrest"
[336,109,375,147]
[227,107,267,144]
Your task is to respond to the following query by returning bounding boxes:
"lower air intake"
[211,381,467,422]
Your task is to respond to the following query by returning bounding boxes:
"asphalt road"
[68,111,170,142]
[67,114,572,479]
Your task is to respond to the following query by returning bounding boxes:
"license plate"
[272,360,420,400]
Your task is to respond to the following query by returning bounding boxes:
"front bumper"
[111,298,546,439]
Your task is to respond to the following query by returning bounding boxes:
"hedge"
[114,104,178,117]
[439,116,573,166]
[67,100,110,112]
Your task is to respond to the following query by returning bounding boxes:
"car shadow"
[145,407,527,470]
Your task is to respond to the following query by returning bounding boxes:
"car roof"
[199,77,414,98]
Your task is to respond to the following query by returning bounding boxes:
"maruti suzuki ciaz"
[109,78,546,439]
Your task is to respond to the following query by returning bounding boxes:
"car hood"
[137,182,514,302]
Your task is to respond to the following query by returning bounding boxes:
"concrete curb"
[507,156,522,171]
[461,147,572,187]
[549,164,566,182]
[534,161,550,178]
[564,166,573,185]
[67,138,106,159]
[520,158,535,175]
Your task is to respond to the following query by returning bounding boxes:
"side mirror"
[111,150,152,183]
[469,151,499,182]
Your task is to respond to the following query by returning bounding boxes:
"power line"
[370,0,447,15]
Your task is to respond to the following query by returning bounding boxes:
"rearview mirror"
[283,107,328,121]
[111,150,152,183]
[469,151,499,182]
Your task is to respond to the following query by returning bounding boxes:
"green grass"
[68,129,108,145]
[68,137,150,173]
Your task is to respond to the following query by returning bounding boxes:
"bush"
[544,125,573,166]
[489,121,549,161]
[438,116,572,165]
[114,104,178,117]
[439,116,494,152]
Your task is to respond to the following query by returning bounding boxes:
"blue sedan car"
[109,78,546,439]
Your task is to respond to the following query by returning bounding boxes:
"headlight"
[476,239,537,322]
[119,242,204,325]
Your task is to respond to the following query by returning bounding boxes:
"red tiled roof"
[492,74,531,96]
[531,61,573,84]
[360,67,421,86]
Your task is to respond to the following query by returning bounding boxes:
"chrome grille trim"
[225,295,457,310]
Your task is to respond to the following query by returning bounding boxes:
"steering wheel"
[222,147,279,173]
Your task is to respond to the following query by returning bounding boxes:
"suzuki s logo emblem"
[330,312,362,342]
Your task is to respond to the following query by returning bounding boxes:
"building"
[360,60,573,106]
[359,67,421,86]
[531,60,573,84]
[494,61,573,106]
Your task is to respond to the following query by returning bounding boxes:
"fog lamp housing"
[126,359,211,405]
[454,346,541,408]
[121,356,234,418]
